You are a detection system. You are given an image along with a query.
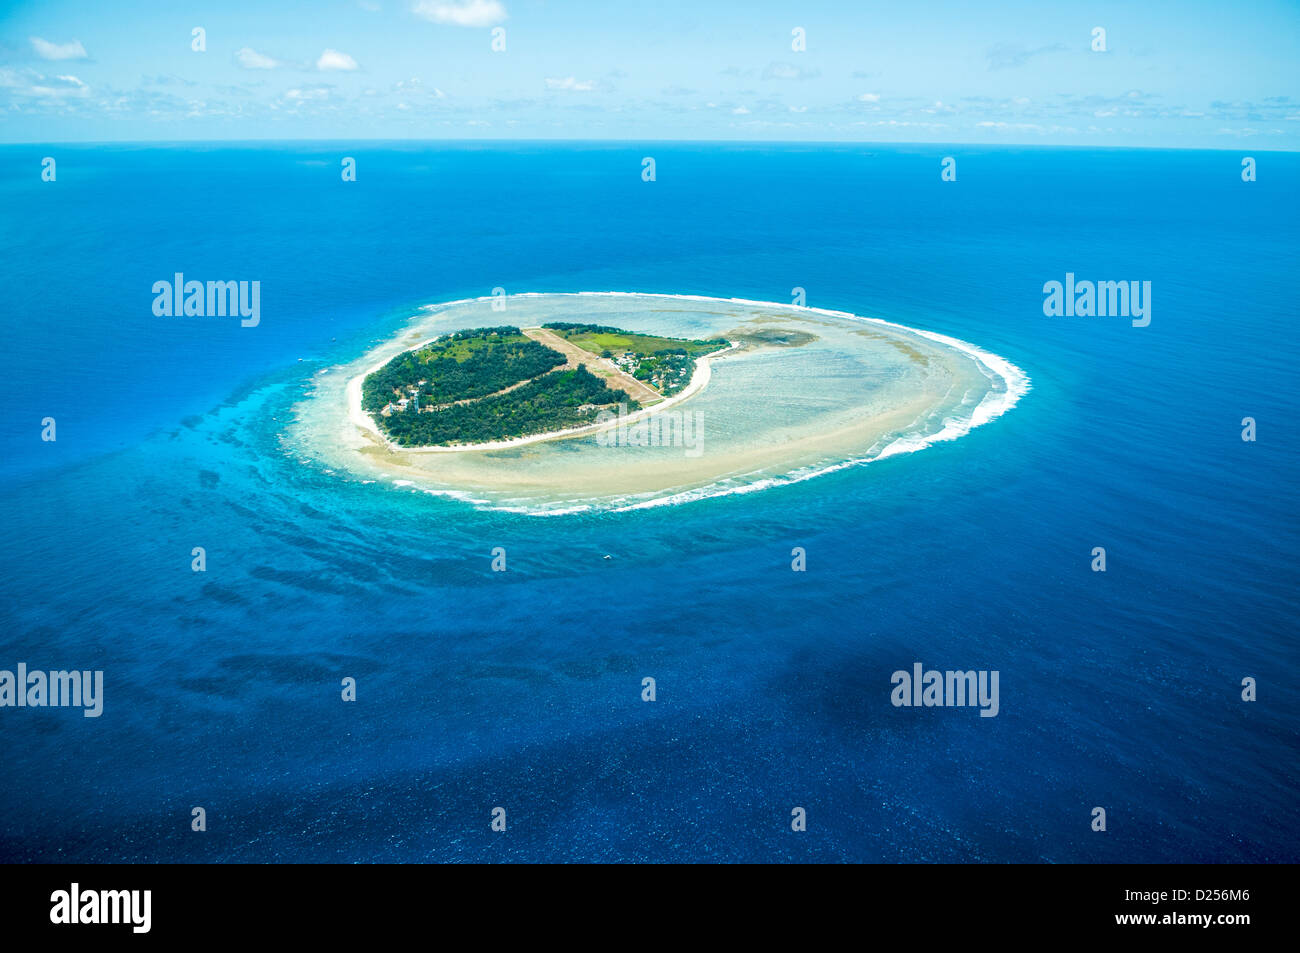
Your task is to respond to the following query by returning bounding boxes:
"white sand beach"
[345,336,743,454]
[294,292,1028,513]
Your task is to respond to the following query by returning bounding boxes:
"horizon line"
[0,136,1292,154]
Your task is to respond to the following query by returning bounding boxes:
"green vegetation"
[361,326,565,413]
[380,365,637,447]
[542,322,729,397]
[363,323,728,447]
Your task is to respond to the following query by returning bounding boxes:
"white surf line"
[414,290,1030,436]
[410,291,1027,394]
[346,333,741,455]
[344,291,1027,488]
[601,326,1031,511]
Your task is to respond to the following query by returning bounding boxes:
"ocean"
[0,142,1296,862]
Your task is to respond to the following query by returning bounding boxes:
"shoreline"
[305,291,1033,515]
[405,291,1031,431]
[346,331,742,454]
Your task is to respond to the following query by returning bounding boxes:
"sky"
[1,0,1297,147]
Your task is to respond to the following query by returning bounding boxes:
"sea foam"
[315,292,1030,515]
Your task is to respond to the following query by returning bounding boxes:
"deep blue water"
[0,142,1296,862]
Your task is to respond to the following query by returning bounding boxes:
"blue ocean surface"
[0,142,1296,862]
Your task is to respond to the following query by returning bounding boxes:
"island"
[360,323,730,447]
[309,293,1029,513]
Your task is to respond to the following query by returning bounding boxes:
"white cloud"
[976,121,1045,131]
[395,77,447,99]
[863,119,948,129]
[284,85,332,101]
[30,37,88,61]
[37,74,88,97]
[0,67,90,98]
[412,0,507,27]
[858,93,880,103]
[546,76,594,91]
[236,48,281,70]
[762,61,819,81]
[317,49,359,71]
[732,105,750,115]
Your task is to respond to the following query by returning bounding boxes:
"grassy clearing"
[544,325,728,359]
[541,322,730,397]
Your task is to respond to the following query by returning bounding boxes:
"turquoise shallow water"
[297,291,1025,513]
[0,143,1296,861]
